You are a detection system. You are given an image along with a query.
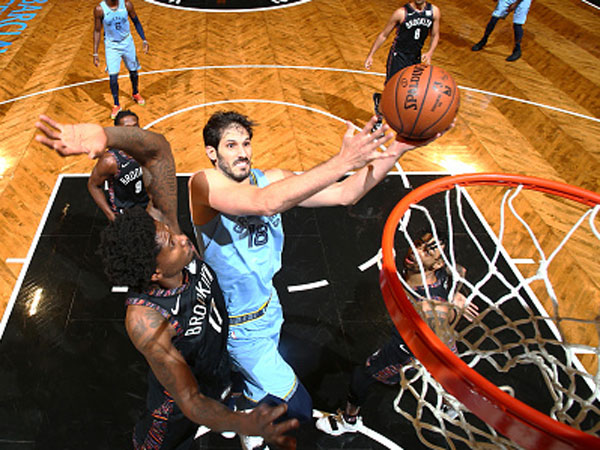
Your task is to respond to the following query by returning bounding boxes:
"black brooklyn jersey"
[126,258,230,409]
[412,267,451,302]
[104,149,149,213]
[392,2,434,56]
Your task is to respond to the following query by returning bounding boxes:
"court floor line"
[1,64,597,123]
[143,0,312,13]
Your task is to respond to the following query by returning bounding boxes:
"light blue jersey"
[100,0,131,43]
[100,0,140,74]
[194,169,299,403]
[196,169,284,322]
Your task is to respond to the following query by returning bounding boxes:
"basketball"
[380,64,460,141]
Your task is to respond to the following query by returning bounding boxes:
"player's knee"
[109,74,119,88]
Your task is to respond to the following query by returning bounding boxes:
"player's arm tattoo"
[104,127,180,231]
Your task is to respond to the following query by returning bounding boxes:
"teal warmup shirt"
[100,0,131,43]
[195,169,284,320]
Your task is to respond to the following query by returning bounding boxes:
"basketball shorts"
[104,34,141,75]
[133,394,197,450]
[227,291,298,404]
[364,327,414,385]
[385,50,421,83]
[493,0,532,24]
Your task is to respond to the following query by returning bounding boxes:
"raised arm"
[421,6,441,65]
[87,153,119,221]
[126,306,298,448]
[189,117,398,222]
[35,115,179,233]
[364,8,405,70]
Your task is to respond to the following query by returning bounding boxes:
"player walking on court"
[364,0,441,130]
[471,0,532,62]
[316,231,479,435]
[87,110,150,221]
[93,0,149,119]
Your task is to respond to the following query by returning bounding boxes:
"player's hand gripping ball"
[381,64,460,141]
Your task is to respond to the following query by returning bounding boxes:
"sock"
[513,23,523,49]
[483,16,499,40]
[130,70,139,95]
[109,74,119,105]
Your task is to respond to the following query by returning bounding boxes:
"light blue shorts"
[492,0,532,24]
[227,292,298,403]
[104,34,141,75]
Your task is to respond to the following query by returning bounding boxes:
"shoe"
[240,435,269,450]
[315,410,362,436]
[371,116,383,133]
[221,431,236,439]
[110,105,122,119]
[132,93,146,105]
[441,402,460,420]
[506,47,521,62]
[471,39,487,51]
[372,92,382,116]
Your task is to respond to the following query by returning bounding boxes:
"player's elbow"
[259,197,283,217]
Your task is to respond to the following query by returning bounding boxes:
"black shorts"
[385,50,421,83]
[364,327,414,385]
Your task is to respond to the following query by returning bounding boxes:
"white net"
[383,177,600,448]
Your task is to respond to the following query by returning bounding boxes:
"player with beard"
[188,111,446,448]
[315,231,479,435]
[34,114,299,450]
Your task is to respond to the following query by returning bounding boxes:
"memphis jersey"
[195,169,284,318]
[126,258,230,408]
[100,0,131,43]
[392,2,434,55]
[104,149,149,214]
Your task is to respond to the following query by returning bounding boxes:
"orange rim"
[380,173,600,449]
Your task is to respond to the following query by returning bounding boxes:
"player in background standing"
[471,0,532,62]
[35,115,299,450]
[87,110,150,221]
[364,0,441,130]
[93,0,149,119]
[316,231,479,435]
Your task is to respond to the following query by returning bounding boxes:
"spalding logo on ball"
[381,64,460,141]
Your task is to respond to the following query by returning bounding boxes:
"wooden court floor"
[0,0,599,427]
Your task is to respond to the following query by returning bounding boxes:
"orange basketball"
[380,64,460,141]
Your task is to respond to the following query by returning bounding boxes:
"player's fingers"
[343,121,356,139]
[272,417,300,436]
[38,114,62,132]
[271,434,297,450]
[35,121,61,140]
[34,134,55,148]
[261,402,288,422]
[364,115,381,132]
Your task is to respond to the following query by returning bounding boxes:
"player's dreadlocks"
[98,206,160,292]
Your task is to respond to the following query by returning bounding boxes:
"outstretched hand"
[338,116,398,170]
[452,292,480,322]
[35,115,107,159]
[244,403,299,450]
